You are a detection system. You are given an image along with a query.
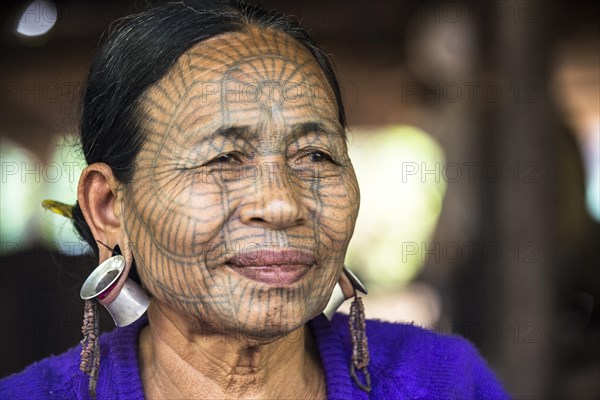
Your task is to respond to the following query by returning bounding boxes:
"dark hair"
[72,0,347,256]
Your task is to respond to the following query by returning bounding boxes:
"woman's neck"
[138,303,326,399]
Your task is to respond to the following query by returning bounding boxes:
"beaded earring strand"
[79,240,120,398]
[79,299,100,397]
[349,292,371,392]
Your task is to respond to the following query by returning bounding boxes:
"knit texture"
[0,313,510,399]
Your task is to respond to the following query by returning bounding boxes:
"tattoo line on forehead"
[144,88,344,160]
[144,68,338,154]
[232,29,302,65]
[189,29,301,72]
[188,31,326,101]
[187,121,345,150]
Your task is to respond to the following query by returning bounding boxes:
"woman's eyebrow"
[203,122,344,143]
[290,122,343,139]
[211,125,251,141]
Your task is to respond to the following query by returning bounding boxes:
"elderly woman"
[1,1,509,399]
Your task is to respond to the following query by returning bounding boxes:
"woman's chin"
[203,305,316,344]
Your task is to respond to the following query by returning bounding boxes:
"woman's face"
[122,29,359,339]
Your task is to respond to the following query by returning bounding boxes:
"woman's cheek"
[121,185,227,313]
[313,169,360,245]
[139,172,232,258]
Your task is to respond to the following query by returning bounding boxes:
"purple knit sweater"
[0,313,510,399]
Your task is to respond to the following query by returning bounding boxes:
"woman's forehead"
[141,29,339,141]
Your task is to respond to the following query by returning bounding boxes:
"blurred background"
[0,0,598,398]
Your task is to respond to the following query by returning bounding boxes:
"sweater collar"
[308,314,357,400]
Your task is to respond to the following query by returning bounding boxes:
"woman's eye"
[308,151,333,163]
[211,153,241,164]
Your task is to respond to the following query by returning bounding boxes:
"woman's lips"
[230,264,311,285]
[227,250,315,285]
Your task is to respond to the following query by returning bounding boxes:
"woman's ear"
[77,163,122,256]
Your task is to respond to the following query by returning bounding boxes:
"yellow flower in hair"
[42,200,74,219]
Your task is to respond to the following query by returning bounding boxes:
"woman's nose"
[239,161,306,229]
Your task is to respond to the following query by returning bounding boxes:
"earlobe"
[339,270,355,300]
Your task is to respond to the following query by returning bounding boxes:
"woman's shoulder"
[364,317,488,365]
[0,318,145,400]
[329,313,511,399]
[331,313,485,366]
[365,316,481,358]
[0,342,85,399]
